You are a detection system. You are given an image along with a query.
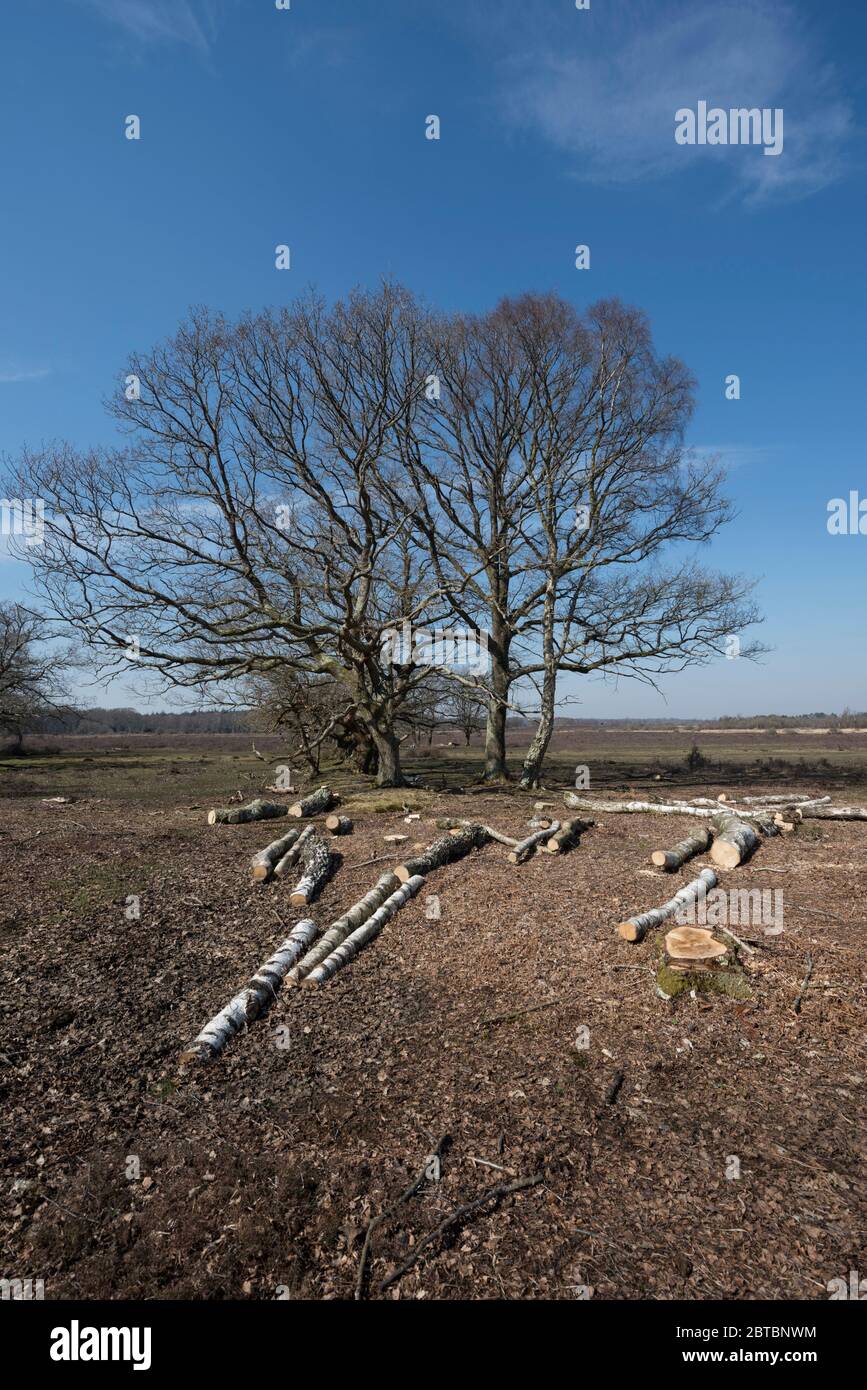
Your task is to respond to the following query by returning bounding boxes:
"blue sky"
[1,0,865,717]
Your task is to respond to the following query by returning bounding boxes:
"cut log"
[326,815,353,836]
[709,812,761,869]
[250,827,302,883]
[273,824,314,877]
[718,793,825,806]
[617,867,718,944]
[508,821,561,864]
[289,834,333,907]
[208,798,289,826]
[799,805,867,821]
[650,826,712,872]
[303,876,425,987]
[545,818,593,854]
[288,785,339,819]
[565,794,718,818]
[394,825,490,883]
[436,819,520,849]
[772,806,803,832]
[181,919,316,1062]
[286,872,400,985]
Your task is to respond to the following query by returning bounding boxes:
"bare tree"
[0,604,71,750]
[406,293,763,784]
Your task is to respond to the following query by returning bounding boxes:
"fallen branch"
[435,818,521,849]
[377,1173,544,1294]
[508,821,560,864]
[617,867,718,943]
[355,1136,450,1300]
[799,805,867,821]
[181,919,316,1062]
[303,875,425,987]
[793,954,814,1014]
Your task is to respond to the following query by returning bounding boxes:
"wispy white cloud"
[692,443,782,472]
[0,365,51,384]
[78,0,217,54]
[490,0,854,204]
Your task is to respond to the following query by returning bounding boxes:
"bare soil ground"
[1,734,865,1300]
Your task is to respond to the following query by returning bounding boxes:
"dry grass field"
[1,730,865,1300]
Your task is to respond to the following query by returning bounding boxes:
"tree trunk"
[520,596,556,789]
[370,723,405,787]
[286,871,401,985]
[289,834,333,907]
[484,628,511,781]
[709,812,761,869]
[208,798,288,825]
[394,824,489,882]
[303,875,426,988]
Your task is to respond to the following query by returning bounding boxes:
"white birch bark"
[304,876,425,987]
[285,871,401,985]
[617,868,718,943]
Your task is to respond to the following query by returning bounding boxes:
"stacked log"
[709,811,761,869]
[208,798,289,826]
[286,872,401,985]
[289,834,333,907]
[250,827,302,883]
[545,818,593,854]
[394,825,490,883]
[273,824,314,877]
[617,867,718,944]
[304,876,425,988]
[181,919,317,1062]
[288,786,339,818]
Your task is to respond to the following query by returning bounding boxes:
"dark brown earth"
[1,740,865,1300]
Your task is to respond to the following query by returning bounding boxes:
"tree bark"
[545,817,593,854]
[326,815,353,835]
[799,805,867,821]
[182,919,317,1062]
[286,871,401,985]
[651,826,712,872]
[303,876,425,987]
[208,798,289,825]
[709,812,761,869]
[508,822,560,863]
[435,818,521,848]
[371,723,405,787]
[617,867,718,943]
[288,785,338,818]
[289,834,333,907]
[273,824,314,877]
[394,824,489,882]
[483,629,511,780]
[250,827,302,883]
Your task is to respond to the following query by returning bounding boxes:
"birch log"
[182,919,316,1062]
[717,793,827,806]
[208,798,289,826]
[545,818,592,854]
[288,786,338,818]
[326,815,353,835]
[394,825,489,883]
[651,826,712,872]
[799,805,867,821]
[435,819,521,849]
[508,821,560,864]
[286,872,400,985]
[565,794,719,817]
[709,811,761,869]
[250,827,301,883]
[617,867,718,943]
[273,823,314,877]
[289,834,333,907]
[303,876,425,988]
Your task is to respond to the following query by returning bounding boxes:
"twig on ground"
[377,1172,544,1294]
[480,994,580,1028]
[355,1135,450,1301]
[604,1070,626,1105]
[793,954,814,1014]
